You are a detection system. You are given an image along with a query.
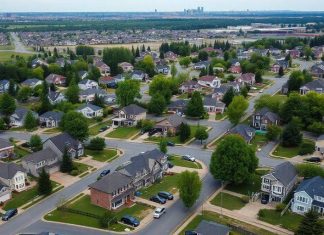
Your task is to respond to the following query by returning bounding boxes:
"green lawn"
[85,149,118,162]
[168,155,202,169]
[272,139,314,158]
[258,209,304,232]
[72,162,91,176]
[42,128,61,134]
[106,127,140,139]
[251,134,268,151]
[89,120,112,136]
[0,51,34,62]
[210,192,247,210]
[139,174,180,199]
[215,112,227,120]
[0,44,15,50]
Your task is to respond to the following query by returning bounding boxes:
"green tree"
[30,135,43,152]
[103,47,133,76]
[255,70,263,83]
[92,94,105,108]
[37,168,52,196]
[115,79,141,107]
[60,149,74,173]
[198,51,209,61]
[60,111,89,141]
[179,57,191,67]
[0,93,16,116]
[208,65,214,76]
[24,111,37,130]
[136,55,156,77]
[210,135,258,184]
[171,63,177,78]
[186,91,204,118]
[222,87,235,107]
[288,71,305,92]
[65,78,80,104]
[39,81,52,114]
[178,171,202,208]
[255,94,285,113]
[195,127,209,144]
[148,94,166,116]
[281,121,303,147]
[32,67,44,79]
[179,122,191,143]
[240,86,249,98]
[149,75,174,103]
[227,96,248,125]
[266,125,282,141]
[295,210,323,235]
[159,138,168,154]
[17,87,32,102]
[87,137,106,151]
[8,79,16,96]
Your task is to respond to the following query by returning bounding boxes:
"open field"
[0,51,34,62]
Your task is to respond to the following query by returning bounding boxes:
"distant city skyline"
[1,0,324,12]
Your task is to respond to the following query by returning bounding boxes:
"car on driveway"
[167,141,175,146]
[99,126,109,132]
[153,207,166,218]
[120,215,140,227]
[2,208,18,221]
[261,194,269,204]
[150,195,166,204]
[158,191,174,200]
[182,155,196,162]
[305,157,321,163]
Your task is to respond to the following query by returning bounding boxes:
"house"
[39,111,63,128]
[261,162,298,202]
[281,82,289,95]
[193,61,210,70]
[0,183,11,204]
[236,73,256,86]
[155,64,170,75]
[78,70,89,80]
[45,74,67,86]
[77,104,103,119]
[252,107,280,130]
[167,99,188,115]
[0,79,9,93]
[203,97,226,114]
[21,148,60,177]
[195,220,230,235]
[31,58,48,68]
[300,79,324,95]
[291,176,324,215]
[0,138,14,159]
[228,124,255,144]
[198,76,221,88]
[94,60,110,76]
[228,64,241,74]
[113,74,126,83]
[310,62,324,78]
[131,70,146,81]
[79,88,107,102]
[10,108,38,127]
[99,76,117,88]
[112,104,146,127]
[271,60,289,73]
[315,134,324,154]
[48,91,66,105]
[78,79,99,90]
[56,58,70,68]
[0,162,27,192]
[118,62,134,72]
[179,80,201,94]
[43,132,84,159]
[21,78,43,89]
[89,172,134,210]
[155,114,186,135]
[164,51,178,62]
[212,83,240,101]
[287,49,300,59]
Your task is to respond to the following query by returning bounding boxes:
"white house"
[79,88,107,102]
[0,79,10,93]
[198,76,221,88]
[78,79,99,90]
[0,162,27,192]
[21,78,43,89]
[48,91,66,105]
[118,62,134,72]
[10,108,39,127]
[77,104,103,119]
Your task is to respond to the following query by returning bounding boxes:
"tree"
[115,79,141,107]
[30,135,43,152]
[148,94,166,116]
[8,79,16,96]
[60,111,89,141]
[103,47,133,76]
[198,51,208,61]
[278,66,284,77]
[266,125,282,141]
[281,121,303,147]
[159,138,168,154]
[199,68,207,77]
[208,65,214,76]
[171,63,177,78]
[255,70,263,83]
[39,81,52,114]
[222,87,235,107]
[210,135,258,184]
[60,149,74,173]
[17,87,32,102]
[299,141,315,155]
[288,71,306,92]
[149,75,174,103]
[65,78,80,104]
[195,127,209,144]
[24,111,37,130]
[255,94,285,113]
[87,137,106,151]
[227,96,248,125]
[240,86,249,98]
[179,57,191,67]
[92,94,105,108]
[179,122,191,143]
[0,93,16,116]
[178,171,202,208]
[186,91,204,118]
[295,210,323,235]
[37,168,52,196]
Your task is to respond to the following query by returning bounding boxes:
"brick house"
[235,73,255,86]
[155,114,186,136]
[252,107,280,130]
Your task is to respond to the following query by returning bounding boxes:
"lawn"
[210,192,247,210]
[258,209,304,232]
[72,162,91,176]
[85,148,118,162]
[168,155,202,169]
[106,127,140,139]
[42,128,61,134]
[215,112,227,120]
[89,120,112,136]
[139,174,180,199]
[0,44,15,50]
[14,146,32,158]
[0,51,34,62]
[251,134,268,151]
[272,139,314,158]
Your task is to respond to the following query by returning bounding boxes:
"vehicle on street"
[305,157,321,163]
[153,207,166,218]
[2,208,18,221]
[261,194,269,204]
[99,169,111,177]
[120,215,140,227]
[182,155,196,162]
[167,141,175,146]
[185,231,201,235]
[158,191,174,200]
[150,195,166,204]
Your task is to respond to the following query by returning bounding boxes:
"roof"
[0,79,9,86]
[23,148,58,164]
[21,78,41,87]
[255,107,279,123]
[0,138,14,150]
[45,132,82,154]
[79,88,107,96]
[270,162,297,187]
[229,124,255,142]
[12,108,37,122]
[0,162,25,179]
[89,172,132,194]
[194,61,210,67]
[199,75,217,82]
[78,79,97,85]
[295,176,324,198]
[300,79,324,91]
[48,91,63,102]
[122,104,146,115]
[132,70,145,76]
[239,73,255,81]
[77,103,102,112]
[168,99,188,109]
[317,134,324,141]
[78,70,88,77]
[214,84,234,94]
[196,220,230,235]
[40,111,63,121]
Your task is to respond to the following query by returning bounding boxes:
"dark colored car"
[99,126,109,132]
[2,208,18,221]
[99,169,111,177]
[305,157,321,163]
[148,129,159,136]
[185,231,200,235]
[150,195,166,204]
[158,191,174,200]
[167,141,175,147]
[120,215,140,227]
[168,162,174,168]
[261,194,269,204]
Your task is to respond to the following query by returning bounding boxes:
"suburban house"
[310,62,324,78]
[228,63,242,74]
[79,88,107,102]
[48,91,66,105]
[78,79,99,90]
[0,79,9,93]
[300,79,324,95]
[0,183,11,204]
[118,62,134,72]
[0,138,14,159]
[131,70,147,81]
[39,111,63,128]
[271,60,289,73]
[45,74,67,86]
[291,176,324,215]
[155,114,186,135]
[164,51,178,62]
[195,220,230,235]
[99,76,117,88]
[235,73,256,86]
[21,78,43,89]
[31,58,48,68]
[0,162,27,192]
[78,70,89,80]
[167,99,188,116]
[112,104,146,127]
[43,132,84,159]
[252,107,280,130]
[113,74,126,83]
[10,108,39,127]
[287,49,300,59]
[89,172,134,210]
[203,97,226,114]
[198,76,221,88]
[155,64,170,75]
[261,162,298,202]
[315,134,324,154]
[228,124,255,144]
[22,148,60,177]
[77,104,103,118]
[94,60,110,76]
[193,61,210,70]
[179,80,201,93]
[212,83,240,101]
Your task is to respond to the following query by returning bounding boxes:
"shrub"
[241,196,250,203]
[299,141,315,155]
[276,203,286,212]
[258,209,265,218]
[70,169,79,176]
[87,137,106,151]
[296,164,324,178]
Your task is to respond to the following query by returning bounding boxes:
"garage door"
[0,192,11,203]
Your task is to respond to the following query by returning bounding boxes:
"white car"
[153,207,166,219]
[182,155,196,162]
[259,89,264,93]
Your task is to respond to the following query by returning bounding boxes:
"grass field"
[85,149,118,162]
[0,44,15,50]
[210,192,247,210]
[0,51,34,62]
[272,139,314,158]
[106,127,140,139]
[168,155,202,169]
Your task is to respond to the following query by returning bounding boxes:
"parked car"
[305,157,321,163]
[153,207,166,219]
[99,126,109,132]
[2,208,18,221]
[120,215,140,227]
[150,195,166,204]
[148,128,160,136]
[158,191,174,200]
[259,89,264,93]
[261,194,269,204]
[182,155,196,162]
[168,162,174,168]
[99,169,111,177]
[185,231,201,235]
[167,141,175,147]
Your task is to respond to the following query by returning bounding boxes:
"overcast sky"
[1,0,324,12]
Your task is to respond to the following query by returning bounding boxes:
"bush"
[258,209,265,218]
[299,141,315,155]
[241,196,250,203]
[70,169,79,176]
[95,117,103,122]
[99,211,116,228]
[276,203,286,212]
[296,164,324,178]
[87,137,106,151]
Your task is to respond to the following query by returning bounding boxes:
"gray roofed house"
[21,78,43,89]
[0,138,14,159]
[48,90,66,105]
[167,99,188,115]
[155,113,186,135]
[10,107,39,127]
[131,70,146,81]
[300,79,324,95]
[196,220,230,235]
[228,124,255,143]
[212,83,240,101]
[0,162,27,192]
[155,64,170,74]
[78,79,99,90]
[252,107,280,130]
[78,70,89,80]
[203,96,226,114]
[261,162,297,202]
[79,88,107,102]
[0,79,9,93]
[39,111,64,128]
[90,172,133,194]
[77,103,103,119]
[310,62,324,78]
[112,104,147,127]
[193,61,210,70]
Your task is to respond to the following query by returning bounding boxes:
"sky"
[1,0,324,12]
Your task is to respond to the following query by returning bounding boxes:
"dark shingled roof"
[0,162,25,179]
[301,79,324,91]
[23,148,58,164]
[122,104,146,115]
[167,114,186,127]
[168,99,188,109]
[295,176,324,198]
[89,172,132,194]
[45,132,82,154]
[255,107,279,123]
[229,124,255,142]
[271,162,297,187]
[40,111,63,122]
[196,220,230,235]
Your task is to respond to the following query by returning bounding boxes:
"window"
[297,196,308,203]
[263,178,270,184]
[112,199,123,209]
[297,206,305,212]
[314,196,324,202]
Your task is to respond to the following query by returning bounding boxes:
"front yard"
[250,134,268,151]
[85,149,118,162]
[106,127,140,139]
[272,139,314,158]
[210,192,247,210]
[168,155,202,169]
[89,120,112,136]
[215,112,227,120]
[72,162,92,176]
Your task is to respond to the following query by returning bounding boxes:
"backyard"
[85,149,118,162]
[106,127,140,139]
[210,192,247,210]
[168,155,202,169]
